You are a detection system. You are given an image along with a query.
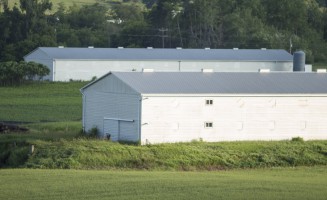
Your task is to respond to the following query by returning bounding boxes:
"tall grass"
[21,140,327,170]
[0,121,82,168]
[1,122,326,170]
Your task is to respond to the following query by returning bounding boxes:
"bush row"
[0,61,49,86]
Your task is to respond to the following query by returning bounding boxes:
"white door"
[104,120,119,141]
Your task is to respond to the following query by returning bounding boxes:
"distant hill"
[6,0,127,12]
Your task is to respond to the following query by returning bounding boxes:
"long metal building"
[24,47,293,81]
[80,71,327,144]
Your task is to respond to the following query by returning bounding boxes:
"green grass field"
[0,81,85,122]
[0,167,326,200]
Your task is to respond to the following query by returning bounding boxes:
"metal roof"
[101,72,327,94]
[27,47,293,61]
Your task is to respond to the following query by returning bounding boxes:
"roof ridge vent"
[176,47,182,50]
[202,69,214,73]
[233,48,239,50]
[143,68,154,72]
[204,47,210,50]
[118,47,124,49]
[259,69,270,73]
[147,47,153,49]
[88,46,94,48]
[58,46,64,48]
[317,69,327,73]
[261,48,267,50]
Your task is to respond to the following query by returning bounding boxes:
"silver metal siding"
[24,48,54,81]
[104,120,119,140]
[24,48,50,60]
[30,48,293,61]
[83,75,140,142]
[119,121,137,141]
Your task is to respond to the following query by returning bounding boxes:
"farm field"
[1,167,327,200]
[0,81,85,123]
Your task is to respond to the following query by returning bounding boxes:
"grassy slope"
[0,81,86,122]
[17,140,327,170]
[0,119,326,170]
[1,167,327,200]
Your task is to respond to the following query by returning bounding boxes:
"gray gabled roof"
[102,72,327,95]
[25,47,293,61]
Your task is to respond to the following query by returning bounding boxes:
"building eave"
[141,93,327,97]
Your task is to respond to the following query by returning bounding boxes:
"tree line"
[0,0,326,63]
[0,61,50,86]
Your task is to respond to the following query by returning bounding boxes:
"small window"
[205,122,213,128]
[205,99,213,105]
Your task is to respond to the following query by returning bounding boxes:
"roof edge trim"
[141,94,327,97]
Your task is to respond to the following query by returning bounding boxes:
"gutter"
[80,88,86,132]
[138,95,142,143]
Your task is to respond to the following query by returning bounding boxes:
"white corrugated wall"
[54,60,292,81]
[140,96,327,144]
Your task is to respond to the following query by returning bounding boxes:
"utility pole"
[158,28,168,48]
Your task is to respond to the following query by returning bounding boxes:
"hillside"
[1,131,327,169]
[6,0,141,11]
[0,82,85,123]
[7,0,98,11]
[1,0,326,63]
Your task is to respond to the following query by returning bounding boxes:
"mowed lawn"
[0,82,85,123]
[1,167,327,200]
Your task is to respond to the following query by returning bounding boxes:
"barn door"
[104,119,119,141]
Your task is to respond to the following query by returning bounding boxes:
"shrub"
[0,61,49,86]
[87,127,99,138]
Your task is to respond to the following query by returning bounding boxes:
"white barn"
[80,71,327,144]
[24,47,293,81]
